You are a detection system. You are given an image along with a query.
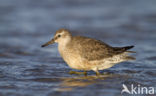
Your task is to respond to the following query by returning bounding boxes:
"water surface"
[0,0,156,96]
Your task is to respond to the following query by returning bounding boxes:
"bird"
[41,28,135,75]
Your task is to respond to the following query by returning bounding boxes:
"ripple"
[146,56,156,61]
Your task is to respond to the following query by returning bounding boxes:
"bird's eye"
[58,35,61,37]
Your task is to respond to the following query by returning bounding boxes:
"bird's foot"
[69,71,87,76]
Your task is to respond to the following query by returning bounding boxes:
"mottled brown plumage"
[42,28,135,75]
[70,36,134,61]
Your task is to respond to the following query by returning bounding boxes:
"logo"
[121,84,155,95]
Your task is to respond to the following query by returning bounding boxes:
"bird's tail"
[124,46,136,60]
[123,45,134,50]
[124,56,136,60]
[114,45,135,52]
[123,50,136,60]
[114,45,136,61]
[126,51,136,53]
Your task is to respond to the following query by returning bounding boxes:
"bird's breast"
[58,45,85,70]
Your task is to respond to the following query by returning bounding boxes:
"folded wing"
[72,36,134,61]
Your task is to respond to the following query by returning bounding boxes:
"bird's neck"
[58,36,72,50]
[58,37,72,59]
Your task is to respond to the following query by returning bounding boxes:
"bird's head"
[41,28,72,47]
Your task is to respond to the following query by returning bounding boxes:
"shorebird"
[41,28,135,75]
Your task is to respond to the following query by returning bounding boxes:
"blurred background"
[0,0,156,96]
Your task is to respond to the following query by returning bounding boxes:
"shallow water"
[0,0,156,96]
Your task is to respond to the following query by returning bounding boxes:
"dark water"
[0,0,156,96]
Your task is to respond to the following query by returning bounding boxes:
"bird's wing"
[72,36,120,61]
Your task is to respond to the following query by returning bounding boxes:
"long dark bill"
[41,39,55,47]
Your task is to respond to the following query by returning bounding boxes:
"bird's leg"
[95,70,100,76]
[93,68,101,76]
[69,71,87,75]
[84,71,87,76]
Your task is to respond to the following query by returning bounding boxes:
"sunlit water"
[0,0,156,96]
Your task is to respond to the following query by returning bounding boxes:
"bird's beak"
[41,39,55,47]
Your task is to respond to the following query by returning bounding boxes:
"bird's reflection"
[55,73,120,92]
[31,73,129,92]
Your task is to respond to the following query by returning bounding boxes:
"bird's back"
[68,36,135,61]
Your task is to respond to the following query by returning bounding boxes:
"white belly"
[90,53,127,71]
